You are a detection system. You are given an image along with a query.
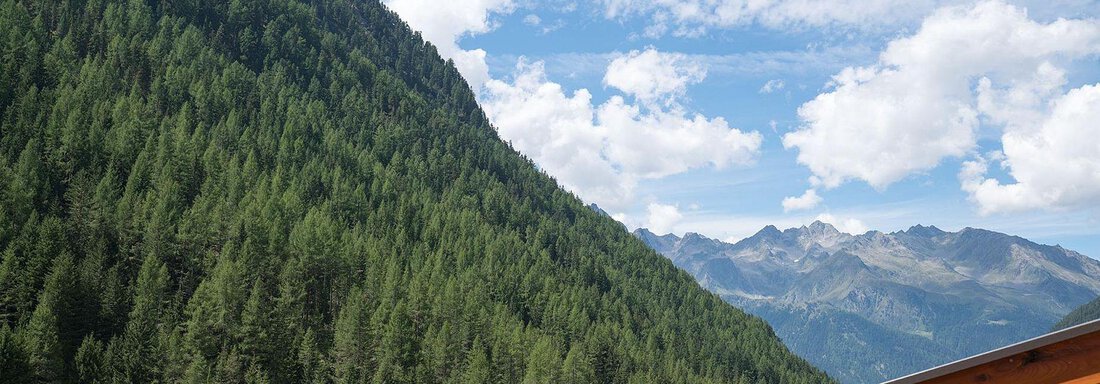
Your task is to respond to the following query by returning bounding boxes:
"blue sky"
[384,0,1100,258]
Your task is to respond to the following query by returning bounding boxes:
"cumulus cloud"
[646,203,684,234]
[598,96,761,179]
[815,213,870,235]
[481,60,624,203]
[604,49,706,105]
[384,0,515,90]
[782,189,823,212]
[784,1,1100,193]
[482,52,762,210]
[961,84,1100,214]
[759,79,785,94]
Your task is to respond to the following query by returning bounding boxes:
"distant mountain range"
[635,222,1100,384]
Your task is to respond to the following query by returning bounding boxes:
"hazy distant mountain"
[635,222,1100,384]
[587,203,611,218]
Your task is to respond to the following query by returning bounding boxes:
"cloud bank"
[784,0,1100,214]
[482,49,762,210]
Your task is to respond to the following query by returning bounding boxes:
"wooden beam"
[884,319,1100,384]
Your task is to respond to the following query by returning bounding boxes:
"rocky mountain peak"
[683,232,709,241]
[756,225,784,239]
[795,220,849,249]
[587,203,611,217]
[807,220,840,234]
[905,224,946,238]
[631,228,681,254]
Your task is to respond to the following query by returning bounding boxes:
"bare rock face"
[634,222,1100,384]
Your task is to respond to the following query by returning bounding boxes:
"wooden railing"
[883,318,1100,384]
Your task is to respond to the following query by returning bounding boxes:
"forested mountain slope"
[1054,295,1100,331]
[0,0,830,382]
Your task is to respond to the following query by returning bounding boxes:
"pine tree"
[332,286,370,383]
[273,257,308,381]
[372,301,414,384]
[419,321,456,382]
[298,328,327,384]
[238,279,272,374]
[75,334,105,383]
[560,342,595,384]
[0,324,32,383]
[107,253,170,382]
[460,337,490,384]
[181,353,212,384]
[24,253,75,382]
[522,336,562,384]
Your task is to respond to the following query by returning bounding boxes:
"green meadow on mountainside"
[0,0,830,382]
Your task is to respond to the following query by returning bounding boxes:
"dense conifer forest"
[0,0,832,382]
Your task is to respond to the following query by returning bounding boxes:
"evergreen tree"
[332,286,371,383]
[24,254,75,382]
[561,342,595,384]
[106,254,170,382]
[460,337,491,384]
[298,328,327,384]
[372,301,414,384]
[238,279,273,376]
[0,324,32,383]
[74,334,105,383]
[522,336,562,384]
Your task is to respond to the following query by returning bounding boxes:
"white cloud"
[604,49,706,105]
[759,79,785,94]
[597,96,762,179]
[524,14,542,26]
[384,0,515,90]
[976,62,1068,131]
[492,45,874,87]
[815,213,870,235]
[610,212,630,225]
[961,84,1100,214]
[602,0,942,36]
[538,19,567,34]
[784,1,1100,190]
[481,60,625,204]
[784,65,979,189]
[646,203,683,234]
[601,0,1100,37]
[783,189,823,212]
[482,56,762,210]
